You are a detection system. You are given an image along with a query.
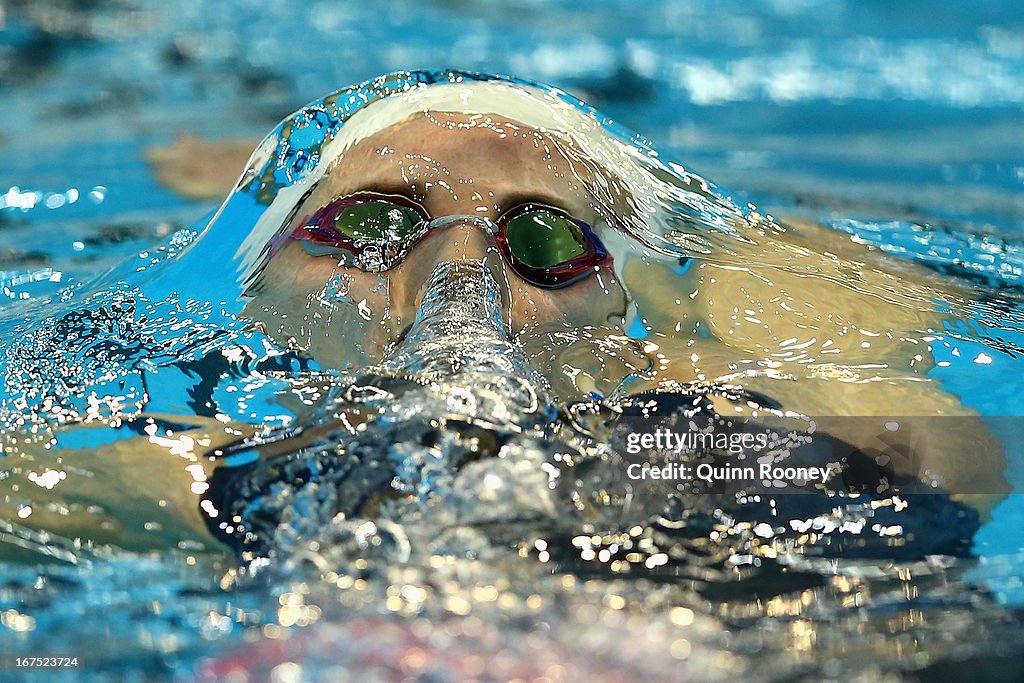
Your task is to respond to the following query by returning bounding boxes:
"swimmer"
[243,108,641,388]
[0,72,1008,561]
[241,79,1006,504]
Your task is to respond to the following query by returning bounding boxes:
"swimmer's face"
[246,111,629,371]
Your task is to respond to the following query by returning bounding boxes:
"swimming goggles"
[291,192,611,288]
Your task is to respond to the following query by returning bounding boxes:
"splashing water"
[2,70,1024,682]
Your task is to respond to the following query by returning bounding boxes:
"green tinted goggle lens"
[332,200,422,241]
[504,210,586,268]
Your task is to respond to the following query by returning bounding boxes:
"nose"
[398,215,511,315]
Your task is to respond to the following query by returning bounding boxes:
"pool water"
[2,2,1024,681]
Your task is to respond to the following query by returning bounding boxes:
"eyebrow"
[497,190,580,216]
[344,180,580,215]
[349,180,425,203]
[298,182,590,222]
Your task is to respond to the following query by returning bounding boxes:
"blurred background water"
[2,1,1024,680]
[2,0,1023,261]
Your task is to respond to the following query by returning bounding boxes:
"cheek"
[244,245,404,363]
[260,245,377,306]
[508,269,627,334]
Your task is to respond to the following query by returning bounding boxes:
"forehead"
[312,111,610,208]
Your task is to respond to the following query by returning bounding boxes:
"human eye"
[295,193,426,248]
[503,206,588,268]
[498,203,611,288]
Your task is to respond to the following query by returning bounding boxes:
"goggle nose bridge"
[419,213,501,238]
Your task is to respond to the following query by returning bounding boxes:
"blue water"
[3,1,1024,680]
